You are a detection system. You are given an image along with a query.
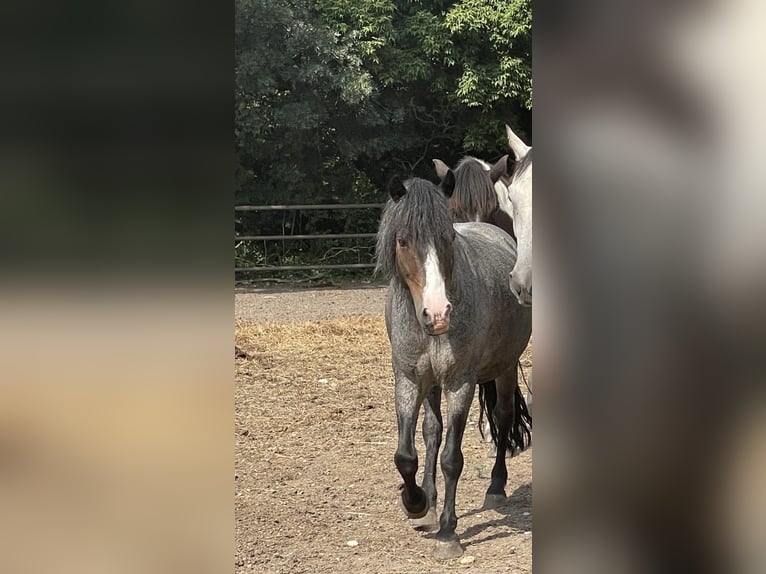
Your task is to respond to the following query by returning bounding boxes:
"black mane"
[375,178,454,279]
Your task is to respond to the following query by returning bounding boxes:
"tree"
[316,0,531,157]
[235,0,531,274]
[235,0,375,206]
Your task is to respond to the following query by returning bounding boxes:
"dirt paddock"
[235,286,532,573]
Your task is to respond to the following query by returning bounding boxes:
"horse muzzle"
[422,303,452,336]
[515,290,532,307]
[425,319,450,336]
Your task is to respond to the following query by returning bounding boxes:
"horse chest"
[397,336,463,387]
[426,337,459,379]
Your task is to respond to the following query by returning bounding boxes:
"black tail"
[511,386,533,453]
[478,381,532,455]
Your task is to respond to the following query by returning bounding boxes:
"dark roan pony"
[376,175,532,560]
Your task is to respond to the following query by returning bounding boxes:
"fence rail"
[235,263,376,272]
[236,232,377,242]
[235,203,385,211]
[235,203,384,274]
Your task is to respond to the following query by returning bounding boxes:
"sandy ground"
[235,285,389,323]
[235,286,532,573]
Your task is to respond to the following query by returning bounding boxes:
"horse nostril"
[422,308,429,317]
[445,303,452,316]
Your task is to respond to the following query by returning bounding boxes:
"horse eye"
[398,238,408,248]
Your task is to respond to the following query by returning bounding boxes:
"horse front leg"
[434,381,475,561]
[393,370,428,520]
[411,386,441,531]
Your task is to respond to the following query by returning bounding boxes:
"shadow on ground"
[455,482,532,549]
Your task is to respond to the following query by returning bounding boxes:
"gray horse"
[376,175,532,560]
[504,124,533,306]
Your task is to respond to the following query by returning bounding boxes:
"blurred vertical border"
[0,1,232,573]
[534,1,766,573]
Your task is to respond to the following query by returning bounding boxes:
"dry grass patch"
[234,314,533,574]
[235,315,393,434]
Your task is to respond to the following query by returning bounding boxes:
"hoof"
[410,507,439,531]
[433,537,464,561]
[398,485,428,519]
[483,493,507,509]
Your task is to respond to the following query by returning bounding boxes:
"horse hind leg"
[411,386,441,531]
[483,369,523,509]
[478,379,508,459]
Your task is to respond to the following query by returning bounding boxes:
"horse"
[375,175,532,560]
[434,124,533,307]
[503,124,533,306]
[433,155,516,241]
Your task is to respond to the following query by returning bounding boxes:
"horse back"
[453,222,517,275]
[453,221,530,356]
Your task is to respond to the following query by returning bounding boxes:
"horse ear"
[489,155,509,184]
[432,159,450,181]
[506,125,531,160]
[387,176,407,202]
[440,170,455,198]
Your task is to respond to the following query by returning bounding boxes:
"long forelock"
[450,157,499,223]
[375,178,454,279]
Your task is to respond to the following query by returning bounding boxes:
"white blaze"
[422,245,450,321]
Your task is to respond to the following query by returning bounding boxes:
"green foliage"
[446,0,531,107]
[235,0,531,280]
[235,0,375,205]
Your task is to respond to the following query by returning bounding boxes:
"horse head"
[505,125,533,306]
[378,176,456,335]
